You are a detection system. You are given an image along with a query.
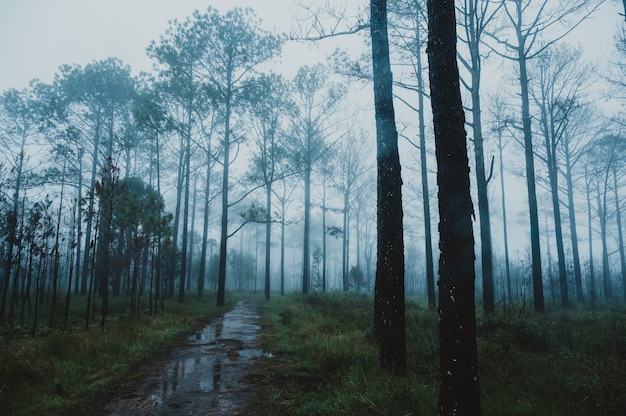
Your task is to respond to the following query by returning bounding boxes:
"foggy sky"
[0,0,337,92]
[0,0,623,257]
[1,1,621,92]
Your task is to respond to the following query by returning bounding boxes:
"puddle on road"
[106,300,268,416]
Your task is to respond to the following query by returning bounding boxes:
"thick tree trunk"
[426,1,481,414]
[371,0,406,374]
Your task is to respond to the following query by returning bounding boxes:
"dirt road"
[105,300,265,415]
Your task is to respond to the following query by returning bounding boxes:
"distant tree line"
[0,7,376,329]
[0,0,623,335]
[1,1,624,414]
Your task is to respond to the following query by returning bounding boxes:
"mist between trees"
[0,0,625,413]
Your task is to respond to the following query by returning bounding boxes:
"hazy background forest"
[2,0,626,415]
[1,0,625,321]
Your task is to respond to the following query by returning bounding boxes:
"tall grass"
[254,293,626,416]
[0,293,230,416]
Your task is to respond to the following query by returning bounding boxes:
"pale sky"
[0,0,346,92]
[0,0,623,257]
[0,0,622,92]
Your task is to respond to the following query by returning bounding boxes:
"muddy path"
[105,300,266,415]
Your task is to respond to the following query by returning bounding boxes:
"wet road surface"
[106,300,265,415]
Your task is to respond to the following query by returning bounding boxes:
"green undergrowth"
[0,293,233,416]
[254,293,626,416]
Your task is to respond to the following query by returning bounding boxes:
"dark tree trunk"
[371,0,406,374]
[546,139,569,307]
[179,117,192,301]
[414,19,436,311]
[322,184,328,293]
[0,143,24,322]
[198,144,213,299]
[464,0,494,314]
[75,149,84,296]
[472,77,495,314]
[50,159,67,325]
[585,167,597,306]
[597,186,612,300]
[612,166,626,300]
[187,176,198,293]
[264,184,272,300]
[217,77,233,307]
[302,158,312,295]
[96,158,116,330]
[564,143,584,302]
[426,1,481,414]
[497,130,513,305]
[280,193,286,296]
[517,38,545,313]
[81,117,102,297]
[169,134,186,298]
[342,192,350,291]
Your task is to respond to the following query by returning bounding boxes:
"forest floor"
[250,293,626,416]
[104,299,265,415]
[3,293,626,415]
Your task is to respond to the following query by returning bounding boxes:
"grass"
[0,293,232,416]
[253,293,626,416]
[3,291,626,415]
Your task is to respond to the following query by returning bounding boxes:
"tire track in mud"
[105,300,266,415]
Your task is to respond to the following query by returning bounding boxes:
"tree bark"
[265,184,272,300]
[585,166,597,306]
[612,166,626,300]
[497,129,513,305]
[80,117,102,296]
[371,0,406,374]
[302,156,311,294]
[198,140,213,299]
[564,142,584,302]
[0,132,26,322]
[412,5,436,310]
[426,0,481,414]
[597,185,612,300]
[179,100,193,301]
[463,0,494,314]
[516,31,545,313]
[217,71,233,307]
